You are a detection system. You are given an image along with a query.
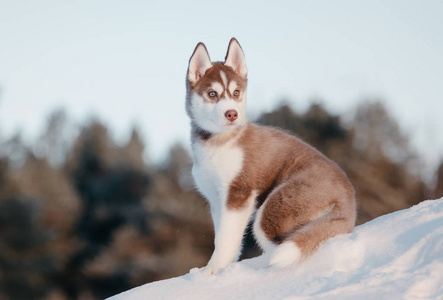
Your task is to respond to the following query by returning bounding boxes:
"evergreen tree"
[61,121,150,299]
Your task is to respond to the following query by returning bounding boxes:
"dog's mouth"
[225,120,241,128]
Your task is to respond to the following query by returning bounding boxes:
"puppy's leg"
[205,192,256,274]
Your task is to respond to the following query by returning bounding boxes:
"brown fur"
[186,62,247,121]
[190,120,357,256]
[231,123,356,255]
[186,39,356,258]
[194,63,247,101]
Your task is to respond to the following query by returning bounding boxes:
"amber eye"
[208,91,217,98]
[233,90,240,97]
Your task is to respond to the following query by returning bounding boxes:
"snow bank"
[109,199,443,300]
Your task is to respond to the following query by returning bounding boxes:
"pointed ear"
[188,42,212,84]
[224,38,247,77]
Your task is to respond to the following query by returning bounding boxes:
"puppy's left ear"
[224,38,247,78]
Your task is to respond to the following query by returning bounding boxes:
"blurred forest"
[0,101,442,300]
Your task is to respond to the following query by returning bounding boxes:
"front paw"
[203,264,221,275]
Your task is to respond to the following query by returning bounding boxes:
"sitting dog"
[185,38,356,274]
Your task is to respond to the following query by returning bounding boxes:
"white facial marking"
[211,82,224,97]
[190,92,246,134]
[228,80,238,95]
[188,68,247,133]
[220,70,228,89]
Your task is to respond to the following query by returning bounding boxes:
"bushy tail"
[269,214,354,268]
[269,240,302,267]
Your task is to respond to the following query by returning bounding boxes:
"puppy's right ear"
[188,42,212,84]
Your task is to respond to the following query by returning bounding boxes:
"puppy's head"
[186,38,248,134]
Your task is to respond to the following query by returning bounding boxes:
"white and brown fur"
[186,38,356,275]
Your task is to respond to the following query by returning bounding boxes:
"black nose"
[225,110,238,122]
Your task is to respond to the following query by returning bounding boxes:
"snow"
[109,199,443,300]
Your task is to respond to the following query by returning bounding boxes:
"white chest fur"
[192,140,244,208]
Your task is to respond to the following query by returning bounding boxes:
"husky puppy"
[186,38,356,275]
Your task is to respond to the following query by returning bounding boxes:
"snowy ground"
[109,198,443,300]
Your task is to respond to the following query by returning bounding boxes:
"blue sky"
[0,0,442,175]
